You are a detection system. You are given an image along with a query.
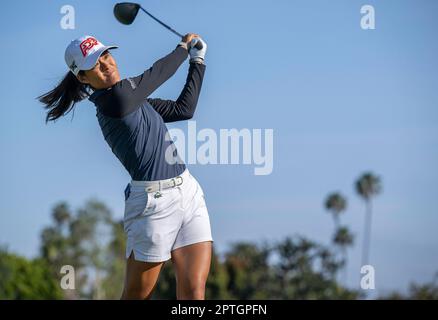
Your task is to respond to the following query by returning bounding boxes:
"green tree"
[271,237,358,299]
[205,248,231,299]
[100,220,126,299]
[355,172,382,267]
[379,272,438,300]
[40,199,116,299]
[332,226,354,284]
[40,202,73,272]
[0,248,63,299]
[224,242,272,299]
[325,193,347,228]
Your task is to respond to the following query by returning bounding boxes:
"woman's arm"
[95,43,190,119]
[147,61,206,122]
[130,44,189,99]
[93,35,201,119]
[129,34,199,100]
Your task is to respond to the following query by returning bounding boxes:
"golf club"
[114,2,203,50]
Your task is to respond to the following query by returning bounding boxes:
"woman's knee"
[122,257,164,300]
[178,279,207,300]
[121,285,154,300]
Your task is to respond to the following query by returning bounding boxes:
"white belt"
[131,175,184,193]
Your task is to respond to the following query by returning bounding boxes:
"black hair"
[37,71,91,123]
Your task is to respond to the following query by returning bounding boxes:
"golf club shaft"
[139,6,203,50]
[139,7,183,38]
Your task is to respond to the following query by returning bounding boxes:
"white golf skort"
[123,169,213,262]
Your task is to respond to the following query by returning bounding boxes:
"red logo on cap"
[80,37,99,57]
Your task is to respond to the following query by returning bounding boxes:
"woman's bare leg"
[121,252,165,300]
[171,241,212,300]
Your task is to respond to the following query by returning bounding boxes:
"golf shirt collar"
[89,87,111,104]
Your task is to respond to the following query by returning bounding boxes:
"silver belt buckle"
[175,176,183,186]
[169,176,183,188]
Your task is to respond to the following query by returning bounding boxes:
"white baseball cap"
[65,35,118,76]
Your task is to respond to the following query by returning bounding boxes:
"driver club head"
[114,2,141,25]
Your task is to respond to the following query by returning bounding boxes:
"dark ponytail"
[38,71,91,123]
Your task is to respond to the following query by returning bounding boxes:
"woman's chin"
[99,76,118,89]
[106,72,120,86]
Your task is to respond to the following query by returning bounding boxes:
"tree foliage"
[0,248,63,299]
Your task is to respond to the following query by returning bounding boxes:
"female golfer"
[38,34,213,300]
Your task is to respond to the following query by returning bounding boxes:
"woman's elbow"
[180,110,195,120]
[177,102,197,120]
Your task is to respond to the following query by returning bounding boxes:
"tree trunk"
[333,214,340,229]
[342,247,348,286]
[361,200,373,267]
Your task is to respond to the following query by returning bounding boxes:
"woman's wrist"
[177,41,189,51]
[190,57,204,65]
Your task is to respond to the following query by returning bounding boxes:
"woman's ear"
[76,72,90,84]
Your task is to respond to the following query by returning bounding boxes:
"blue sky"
[1,0,437,296]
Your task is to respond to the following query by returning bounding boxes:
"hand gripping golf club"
[114,2,203,50]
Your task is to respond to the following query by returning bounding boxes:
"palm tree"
[324,193,347,228]
[333,226,355,284]
[355,172,382,267]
